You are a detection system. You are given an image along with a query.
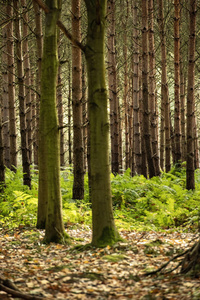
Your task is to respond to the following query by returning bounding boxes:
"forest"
[0,0,200,299]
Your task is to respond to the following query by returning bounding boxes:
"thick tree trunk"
[84,0,120,247]
[71,0,84,200]
[37,0,65,243]
[186,0,196,190]
[33,2,43,167]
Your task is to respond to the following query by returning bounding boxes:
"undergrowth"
[0,166,199,232]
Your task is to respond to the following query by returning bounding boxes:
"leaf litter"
[0,225,200,299]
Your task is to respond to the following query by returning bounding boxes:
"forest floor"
[0,225,200,300]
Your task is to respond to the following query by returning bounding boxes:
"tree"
[14,1,31,188]
[148,0,160,176]
[141,0,155,178]
[132,0,142,175]
[37,0,66,243]
[157,0,171,172]
[7,1,17,171]
[84,0,120,246]
[174,0,182,165]
[186,0,196,190]
[71,0,84,200]
[107,0,120,175]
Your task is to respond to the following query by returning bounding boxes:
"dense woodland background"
[1,3,200,298]
[0,0,199,184]
[0,0,200,242]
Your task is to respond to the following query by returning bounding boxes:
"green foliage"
[0,168,38,228]
[0,166,199,232]
[112,168,200,231]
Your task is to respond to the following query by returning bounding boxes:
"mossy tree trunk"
[84,0,120,247]
[37,0,65,243]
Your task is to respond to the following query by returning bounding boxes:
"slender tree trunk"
[157,0,171,172]
[14,1,31,188]
[57,62,65,167]
[68,64,72,166]
[174,0,182,165]
[2,15,10,169]
[82,63,87,172]
[37,0,65,244]
[71,0,84,200]
[180,62,186,162]
[22,0,32,164]
[84,0,120,247]
[142,0,155,178]
[123,3,129,170]
[186,0,196,190]
[7,2,17,170]
[132,0,141,175]
[148,0,160,176]
[0,106,5,186]
[107,0,120,175]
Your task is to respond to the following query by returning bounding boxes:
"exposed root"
[0,277,44,300]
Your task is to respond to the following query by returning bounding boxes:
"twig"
[143,247,191,276]
[32,0,85,51]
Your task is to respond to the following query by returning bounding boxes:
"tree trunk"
[14,1,31,188]
[84,0,120,247]
[57,62,65,167]
[22,0,32,164]
[33,1,43,167]
[186,0,196,190]
[68,63,72,166]
[141,0,155,178]
[174,0,182,166]
[7,1,17,171]
[148,0,160,176]
[2,12,10,169]
[132,0,141,175]
[0,107,5,186]
[157,0,171,172]
[71,0,84,200]
[107,0,120,175]
[37,0,65,243]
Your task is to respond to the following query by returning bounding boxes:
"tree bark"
[148,0,160,176]
[174,0,182,165]
[84,0,120,247]
[14,1,31,188]
[142,0,155,178]
[157,0,171,172]
[107,0,120,175]
[71,0,84,200]
[37,0,65,243]
[186,0,196,190]
[132,0,141,175]
[7,1,17,171]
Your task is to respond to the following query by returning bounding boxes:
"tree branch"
[32,0,85,52]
